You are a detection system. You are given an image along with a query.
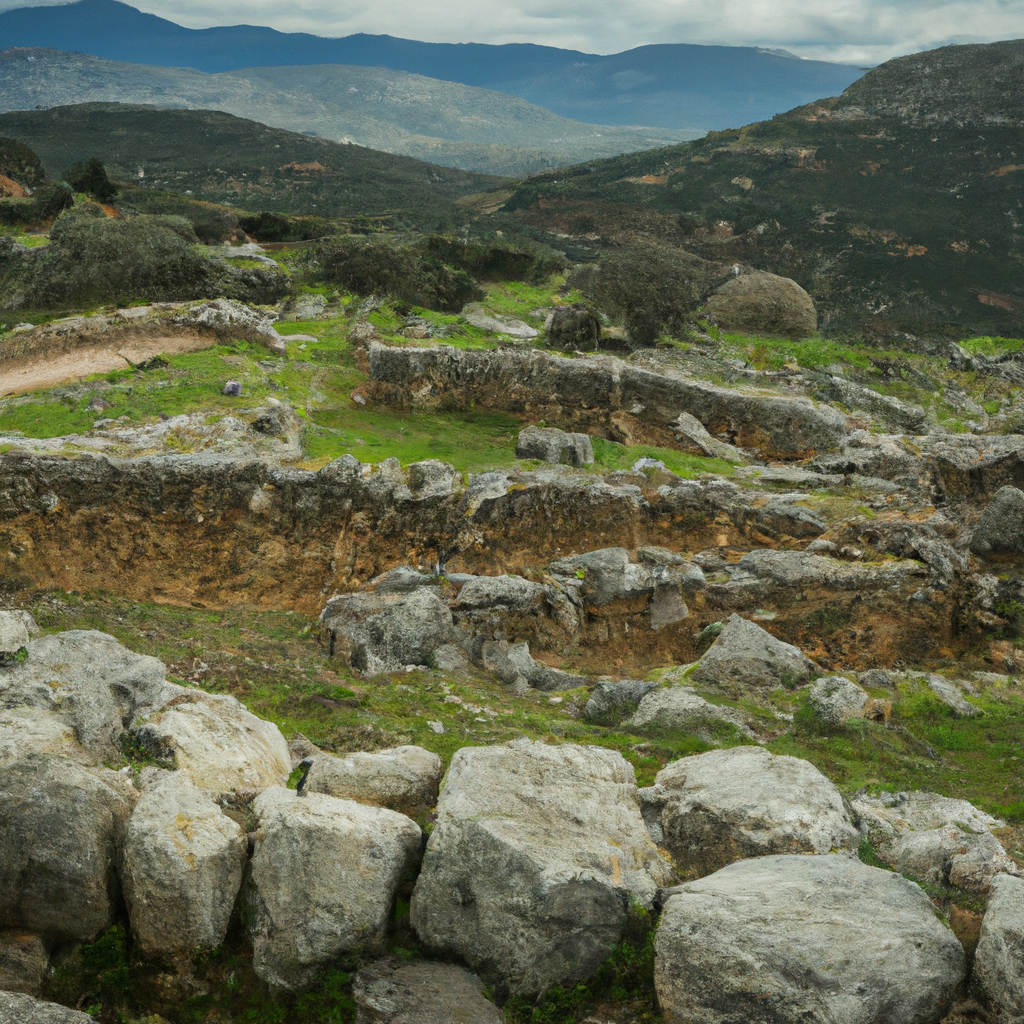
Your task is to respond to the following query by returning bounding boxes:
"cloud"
[3,0,1023,61]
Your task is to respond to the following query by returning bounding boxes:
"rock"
[121,770,247,957]
[656,854,967,1024]
[690,614,817,690]
[453,574,548,616]
[248,787,421,992]
[971,485,1024,557]
[321,589,456,676]
[671,411,745,460]
[431,644,470,672]
[928,677,979,717]
[364,566,436,594]
[0,991,97,1023]
[627,686,750,741]
[407,460,460,499]
[549,547,657,607]
[461,303,539,339]
[649,747,859,878]
[352,958,505,1024]
[705,270,818,338]
[301,746,443,820]
[515,425,594,467]
[0,754,136,942]
[222,381,242,396]
[974,873,1024,1022]
[583,679,660,721]
[174,299,286,353]
[479,639,538,692]
[859,668,896,689]
[807,675,871,724]
[852,789,1003,844]
[132,689,290,796]
[287,732,321,767]
[0,930,48,995]
[0,613,29,666]
[547,303,600,352]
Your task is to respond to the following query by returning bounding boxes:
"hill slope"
[0,0,867,130]
[0,48,700,176]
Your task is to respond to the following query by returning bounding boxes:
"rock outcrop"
[0,991,97,1023]
[515,425,594,466]
[974,873,1024,1022]
[971,485,1024,556]
[626,686,751,740]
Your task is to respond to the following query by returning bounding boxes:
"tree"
[62,158,118,203]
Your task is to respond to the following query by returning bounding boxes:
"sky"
[4,0,1024,62]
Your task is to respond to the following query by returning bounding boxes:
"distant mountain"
[0,0,867,130]
[0,48,699,176]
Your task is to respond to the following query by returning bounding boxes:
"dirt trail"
[0,333,217,395]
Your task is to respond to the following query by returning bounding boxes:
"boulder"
[0,612,29,666]
[547,303,600,352]
[248,787,421,992]
[0,930,48,995]
[0,707,81,768]
[132,689,290,796]
[648,746,859,877]
[407,460,461,500]
[321,589,456,676]
[352,958,504,1024]
[364,566,435,594]
[807,675,871,725]
[548,547,669,610]
[705,270,818,338]
[853,789,1003,844]
[515,425,594,467]
[0,991,97,1024]
[690,614,817,690]
[928,677,979,717]
[970,485,1024,557]
[0,754,136,942]
[410,739,675,997]
[626,686,750,741]
[461,303,538,339]
[582,679,659,721]
[301,746,443,820]
[974,873,1024,1022]
[656,855,967,1024]
[121,770,248,956]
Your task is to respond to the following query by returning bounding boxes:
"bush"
[0,136,46,187]
[426,234,565,283]
[239,210,330,243]
[62,158,118,203]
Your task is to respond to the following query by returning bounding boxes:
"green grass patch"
[590,436,736,477]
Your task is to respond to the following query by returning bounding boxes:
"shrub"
[425,234,565,283]
[239,210,330,243]
[62,158,118,203]
[0,136,46,187]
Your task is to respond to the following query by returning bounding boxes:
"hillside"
[491,39,1024,341]
[0,0,868,130]
[0,49,700,177]
[0,103,502,219]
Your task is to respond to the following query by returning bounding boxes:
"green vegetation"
[62,157,118,203]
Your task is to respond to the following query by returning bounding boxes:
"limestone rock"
[410,739,675,997]
[132,689,290,796]
[0,754,136,942]
[706,270,818,338]
[548,547,668,609]
[407,460,461,500]
[649,746,859,878]
[0,991,97,1024]
[547,303,600,352]
[248,787,421,992]
[352,958,504,1024]
[690,614,817,690]
[970,485,1024,557]
[0,930,48,995]
[515,425,594,467]
[121,770,247,956]
[321,589,456,676]
[461,303,538,339]
[0,612,29,666]
[928,676,979,717]
[627,686,750,741]
[974,873,1024,1023]
[853,789,1003,844]
[656,854,967,1024]
[364,566,435,594]
[583,679,659,721]
[808,675,871,724]
[301,746,443,819]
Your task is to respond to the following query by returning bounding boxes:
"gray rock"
[431,644,471,672]
[249,787,422,992]
[480,639,537,692]
[859,668,896,689]
[121,770,247,956]
[222,380,242,397]
[974,873,1024,1022]
[627,686,750,741]
[705,270,818,338]
[971,485,1024,557]
[352,958,504,1024]
[852,790,1003,844]
[410,739,675,996]
[650,746,859,878]
[0,991,96,1024]
[549,547,654,607]
[461,303,539,339]
[808,675,870,725]
[928,677,979,717]
[547,303,600,352]
[321,589,456,676]
[583,679,660,721]
[365,566,436,594]
[671,411,745,461]
[0,613,29,667]
[452,574,548,615]
[515,425,594,467]
[0,754,136,942]
[407,460,461,500]
[0,930,48,995]
[301,745,443,820]
[656,854,967,1024]
[690,614,817,690]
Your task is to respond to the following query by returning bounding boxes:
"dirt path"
[0,333,218,396]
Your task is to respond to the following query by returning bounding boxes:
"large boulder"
[248,787,421,992]
[970,485,1024,557]
[807,675,871,725]
[852,789,1003,843]
[133,689,290,796]
[626,686,751,741]
[0,991,96,1024]
[0,612,29,666]
[515,425,594,467]
[301,746,443,820]
[974,873,1024,1022]
[352,958,504,1024]
[121,770,248,956]
[0,754,136,942]
[690,614,817,690]
[583,679,659,722]
[410,739,676,997]
[547,303,600,352]
[0,929,48,995]
[705,270,818,338]
[656,855,967,1024]
[646,746,859,878]
[320,589,456,676]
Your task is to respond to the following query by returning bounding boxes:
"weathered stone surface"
[583,679,660,721]
[627,686,750,740]
[133,689,290,796]
[410,739,675,996]
[461,303,538,339]
[121,770,247,956]
[301,746,443,819]
[548,547,678,614]
[0,930,48,995]
[706,270,818,338]
[248,787,421,992]
[971,485,1024,557]
[516,425,594,466]
[0,991,97,1024]
[974,873,1024,1022]
[352,958,504,1024]
[656,854,967,1024]
[808,676,871,724]
[0,754,136,942]
[690,614,817,689]
[547,303,600,352]
[0,612,29,666]
[928,677,979,717]
[853,789,1003,843]
[321,589,456,676]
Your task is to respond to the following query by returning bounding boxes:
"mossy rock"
[707,270,818,339]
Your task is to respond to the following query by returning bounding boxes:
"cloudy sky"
[7,0,1024,62]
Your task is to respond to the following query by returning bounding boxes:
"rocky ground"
[0,281,1023,1023]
